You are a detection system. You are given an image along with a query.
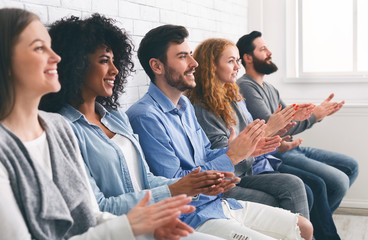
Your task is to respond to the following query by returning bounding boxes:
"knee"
[333,171,350,195]
[297,215,313,240]
[286,174,305,188]
[307,175,327,197]
[348,158,359,185]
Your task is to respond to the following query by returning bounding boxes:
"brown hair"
[186,38,242,128]
[0,8,39,120]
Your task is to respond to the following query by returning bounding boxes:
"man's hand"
[251,136,282,157]
[203,175,240,195]
[274,122,297,137]
[127,191,194,238]
[293,103,315,121]
[277,136,303,152]
[265,104,296,137]
[313,93,345,121]
[226,119,266,165]
[168,167,239,197]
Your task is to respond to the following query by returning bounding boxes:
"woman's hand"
[293,103,315,121]
[265,104,296,137]
[168,167,239,197]
[226,119,266,165]
[154,218,194,240]
[251,135,282,157]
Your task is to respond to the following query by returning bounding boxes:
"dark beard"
[164,65,195,92]
[253,56,278,75]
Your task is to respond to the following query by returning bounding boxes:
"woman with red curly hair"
[186,38,311,219]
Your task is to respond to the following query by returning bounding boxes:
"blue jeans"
[275,146,359,240]
[223,173,309,219]
[278,164,339,240]
[274,146,359,212]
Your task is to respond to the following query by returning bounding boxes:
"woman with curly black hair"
[40,14,227,240]
[40,14,134,112]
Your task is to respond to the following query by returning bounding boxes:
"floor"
[333,208,368,240]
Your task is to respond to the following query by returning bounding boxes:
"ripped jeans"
[196,200,303,240]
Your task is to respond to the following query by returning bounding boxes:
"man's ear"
[243,53,253,64]
[149,58,164,75]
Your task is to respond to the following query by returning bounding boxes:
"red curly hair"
[186,38,243,128]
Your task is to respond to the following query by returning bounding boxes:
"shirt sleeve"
[129,113,234,178]
[83,160,172,216]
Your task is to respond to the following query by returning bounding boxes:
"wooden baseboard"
[334,207,368,216]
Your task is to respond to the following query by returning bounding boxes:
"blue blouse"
[59,103,176,216]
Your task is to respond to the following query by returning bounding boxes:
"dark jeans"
[279,164,340,240]
[274,146,359,212]
[223,172,310,219]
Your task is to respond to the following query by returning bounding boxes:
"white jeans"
[196,200,303,240]
[137,231,225,240]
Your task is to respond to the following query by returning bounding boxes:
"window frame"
[285,0,368,83]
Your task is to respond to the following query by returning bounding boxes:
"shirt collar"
[147,82,188,113]
[59,102,108,123]
[244,73,255,81]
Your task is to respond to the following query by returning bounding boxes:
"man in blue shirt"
[127,24,313,240]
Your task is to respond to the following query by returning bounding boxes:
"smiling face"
[162,40,198,92]
[82,45,119,99]
[11,20,61,98]
[215,45,241,84]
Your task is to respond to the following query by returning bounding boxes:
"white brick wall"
[2,0,248,110]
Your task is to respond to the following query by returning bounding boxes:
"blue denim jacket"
[59,103,176,216]
[126,83,242,229]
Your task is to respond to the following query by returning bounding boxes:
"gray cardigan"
[0,111,96,240]
[237,74,317,137]
[193,101,254,177]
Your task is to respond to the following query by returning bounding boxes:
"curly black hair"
[39,13,134,112]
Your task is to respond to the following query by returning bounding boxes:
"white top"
[111,134,143,191]
[23,132,52,178]
[0,125,137,240]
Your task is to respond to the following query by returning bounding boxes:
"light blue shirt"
[126,82,242,229]
[59,103,176,216]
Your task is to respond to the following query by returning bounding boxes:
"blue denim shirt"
[126,83,242,229]
[59,103,176,216]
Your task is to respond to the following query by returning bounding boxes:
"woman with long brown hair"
[186,38,311,218]
[0,8,197,240]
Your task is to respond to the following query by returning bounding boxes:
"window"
[286,0,368,81]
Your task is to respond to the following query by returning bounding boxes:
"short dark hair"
[0,8,39,120]
[39,14,134,112]
[236,31,262,67]
[138,24,188,82]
